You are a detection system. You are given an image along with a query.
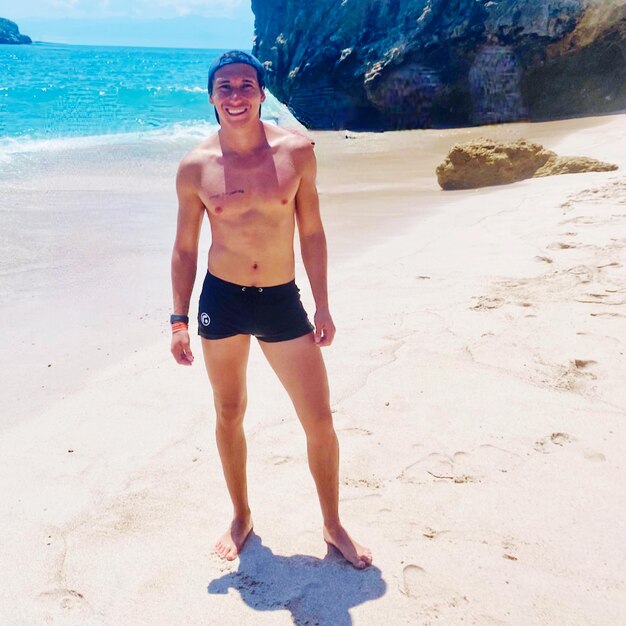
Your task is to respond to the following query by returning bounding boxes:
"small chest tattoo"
[208,189,245,200]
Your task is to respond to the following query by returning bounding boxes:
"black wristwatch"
[170,314,189,324]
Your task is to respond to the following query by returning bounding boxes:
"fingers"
[314,325,323,344]
[314,323,335,347]
[171,332,194,365]
[180,348,194,365]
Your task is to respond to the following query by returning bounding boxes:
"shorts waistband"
[205,271,297,294]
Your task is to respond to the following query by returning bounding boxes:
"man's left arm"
[294,142,336,347]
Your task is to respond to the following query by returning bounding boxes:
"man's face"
[209,63,266,126]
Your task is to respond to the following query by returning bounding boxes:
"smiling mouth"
[225,107,247,116]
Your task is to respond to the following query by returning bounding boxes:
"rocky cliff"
[251,0,626,130]
[0,18,32,44]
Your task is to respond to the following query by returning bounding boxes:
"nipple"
[215,206,223,213]
[281,198,288,205]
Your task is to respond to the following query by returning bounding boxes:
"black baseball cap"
[207,50,266,94]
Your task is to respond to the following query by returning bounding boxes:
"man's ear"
[260,87,266,104]
[209,93,214,104]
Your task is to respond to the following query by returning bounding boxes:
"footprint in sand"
[342,477,382,490]
[399,445,522,484]
[453,445,522,477]
[471,296,505,311]
[537,358,598,392]
[398,452,455,484]
[566,265,594,283]
[401,564,469,617]
[401,564,427,598]
[534,255,554,264]
[534,432,575,453]
[550,432,573,446]
[560,179,626,208]
[36,588,93,621]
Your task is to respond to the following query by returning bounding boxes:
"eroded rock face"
[251,0,625,130]
[535,155,619,177]
[0,18,32,45]
[436,138,618,190]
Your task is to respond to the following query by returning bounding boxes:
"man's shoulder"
[265,123,315,153]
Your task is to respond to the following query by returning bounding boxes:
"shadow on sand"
[207,533,386,625]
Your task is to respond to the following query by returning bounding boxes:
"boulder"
[436,138,618,189]
[251,0,626,130]
[0,18,32,44]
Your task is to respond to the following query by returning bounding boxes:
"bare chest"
[198,151,300,220]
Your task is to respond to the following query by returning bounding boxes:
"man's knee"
[303,410,336,444]
[214,393,247,428]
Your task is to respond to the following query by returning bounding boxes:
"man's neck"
[218,120,268,156]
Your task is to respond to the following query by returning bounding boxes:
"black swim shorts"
[198,271,314,342]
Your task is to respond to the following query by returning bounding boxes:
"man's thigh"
[201,334,251,402]
[257,333,331,424]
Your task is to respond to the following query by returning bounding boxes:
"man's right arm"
[171,155,205,365]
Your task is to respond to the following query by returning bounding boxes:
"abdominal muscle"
[206,214,297,287]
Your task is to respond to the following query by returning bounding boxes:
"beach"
[1,112,625,625]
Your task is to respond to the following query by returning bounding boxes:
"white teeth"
[227,107,246,115]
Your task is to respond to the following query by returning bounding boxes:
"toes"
[226,547,238,561]
[215,543,228,559]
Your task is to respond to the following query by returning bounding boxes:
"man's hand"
[171,330,194,365]
[313,309,335,347]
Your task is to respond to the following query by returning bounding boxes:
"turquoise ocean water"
[0,42,291,156]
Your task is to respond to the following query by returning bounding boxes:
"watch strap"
[170,314,190,325]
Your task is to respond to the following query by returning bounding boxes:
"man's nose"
[227,88,245,101]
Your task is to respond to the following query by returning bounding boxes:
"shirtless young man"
[170,51,372,569]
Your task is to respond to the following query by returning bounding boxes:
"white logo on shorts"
[200,312,211,326]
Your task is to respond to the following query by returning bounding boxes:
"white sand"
[1,113,625,625]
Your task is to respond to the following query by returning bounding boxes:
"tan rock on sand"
[436,137,618,190]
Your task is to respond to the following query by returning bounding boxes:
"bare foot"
[323,524,372,569]
[215,516,253,561]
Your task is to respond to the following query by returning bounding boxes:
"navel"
[252,262,258,270]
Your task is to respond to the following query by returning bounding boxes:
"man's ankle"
[233,508,252,521]
[323,518,342,532]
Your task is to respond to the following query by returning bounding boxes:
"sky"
[0,0,255,48]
